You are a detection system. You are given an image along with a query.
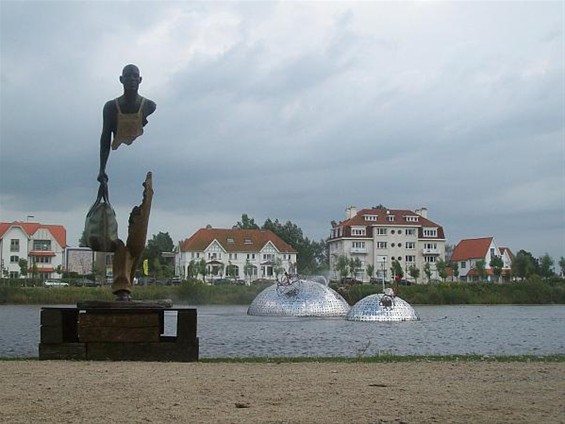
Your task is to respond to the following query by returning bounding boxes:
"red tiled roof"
[336,207,445,239]
[450,237,493,262]
[0,221,67,248]
[180,228,296,253]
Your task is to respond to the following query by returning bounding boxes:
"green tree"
[450,261,459,282]
[143,232,175,278]
[489,255,504,282]
[512,250,539,279]
[335,255,350,280]
[538,254,555,279]
[436,258,448,282]
[559,257,565,277]
[423,263,432,283]
[390,259,404,280]
[18,258,28,278]
[408,265,420,284]
[349,257,362,280]
[235,214,260,229]
[366,264,375,281]
[474,260,487,282]
[197,258,207,282]
[262,217,327,274]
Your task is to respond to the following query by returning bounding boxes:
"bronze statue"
[98,64,156,184]
[95,64,156,301]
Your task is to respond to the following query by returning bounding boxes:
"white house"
[0,221,67,279]
[328,206,446,283]
[450,237,513,282]
[177,228,297,282]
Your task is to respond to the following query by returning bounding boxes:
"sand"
[0,360,563,423]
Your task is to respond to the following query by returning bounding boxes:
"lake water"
[1,304,564,358]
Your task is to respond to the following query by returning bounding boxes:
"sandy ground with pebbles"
[0,360,563,423]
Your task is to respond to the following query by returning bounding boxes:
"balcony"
[422,248,440,255]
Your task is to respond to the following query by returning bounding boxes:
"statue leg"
[111,172,153,299]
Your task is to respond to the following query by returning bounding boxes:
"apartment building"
[328,206,446,283]
[0,221,67,279]
[177,228,297,281]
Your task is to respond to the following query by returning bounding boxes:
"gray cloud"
[1,1,563,261]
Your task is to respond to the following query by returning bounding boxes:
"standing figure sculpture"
[96,64,156,301]
[98,64,156,185]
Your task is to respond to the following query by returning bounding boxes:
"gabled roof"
[450,237,493,262]
[499,247,514,260]
[180,228,296,253]
[0,221,67,249]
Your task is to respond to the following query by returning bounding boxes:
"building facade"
[450,237,513,282]
[177,228,297,282]
[0,221,67,279]
[328,206,446,283]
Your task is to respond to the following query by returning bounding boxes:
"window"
[227,238,234,244]
[244,238,252,245]
[424,256,436,263]
[352,242,365,249]
[33,256,52,264]
[423,228,437,237]
[405,255,415,263]
[397,230,402,235]
[351,228,366,236]
[376,228,387,235]
[246,253,256,260]
[406,242,415,249]
[364,215,377,221]
[387,215,395,221]
[424,243,437,250]
[460,262,466,269]
[10,239,19,252]
[376,242,387,249]
[191,252,201,259]
[405,215,419,222]
[10,255,19,263]
[405,229,416,236]
[390,230,395,234]
[33,240,51,251]
[263,254,274,261]
[229,253,238,260]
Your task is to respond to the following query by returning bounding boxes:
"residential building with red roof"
[0,221,67,279]
[328,206,446,283]
[177,228,297,282]
[450,237,513,282]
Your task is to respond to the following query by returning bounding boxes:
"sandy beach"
[1,360,563,423]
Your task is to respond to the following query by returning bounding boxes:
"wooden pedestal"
[39,306,198,361]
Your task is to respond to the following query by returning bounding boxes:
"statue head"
[119,64,142,92]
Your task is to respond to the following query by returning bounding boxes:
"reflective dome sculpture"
[346,291,419,322]
[247,276,349,317]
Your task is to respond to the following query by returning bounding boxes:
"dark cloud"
[1,2,563,260]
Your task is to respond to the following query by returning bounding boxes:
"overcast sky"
[1,1,563,262]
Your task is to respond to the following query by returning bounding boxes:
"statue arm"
[98,101,114,183]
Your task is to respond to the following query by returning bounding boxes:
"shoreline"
[1,360,563,423]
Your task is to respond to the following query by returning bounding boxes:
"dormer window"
[405,215,419,222]
[387,215,395,222]
[227,238,234,244]
[244,238,252,244]
[363,215,377,221]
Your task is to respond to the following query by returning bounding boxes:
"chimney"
[415,207,428,219]
[345,206,357,220]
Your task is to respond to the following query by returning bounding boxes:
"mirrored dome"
[346,293,419,322]
[247,279,350,317]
